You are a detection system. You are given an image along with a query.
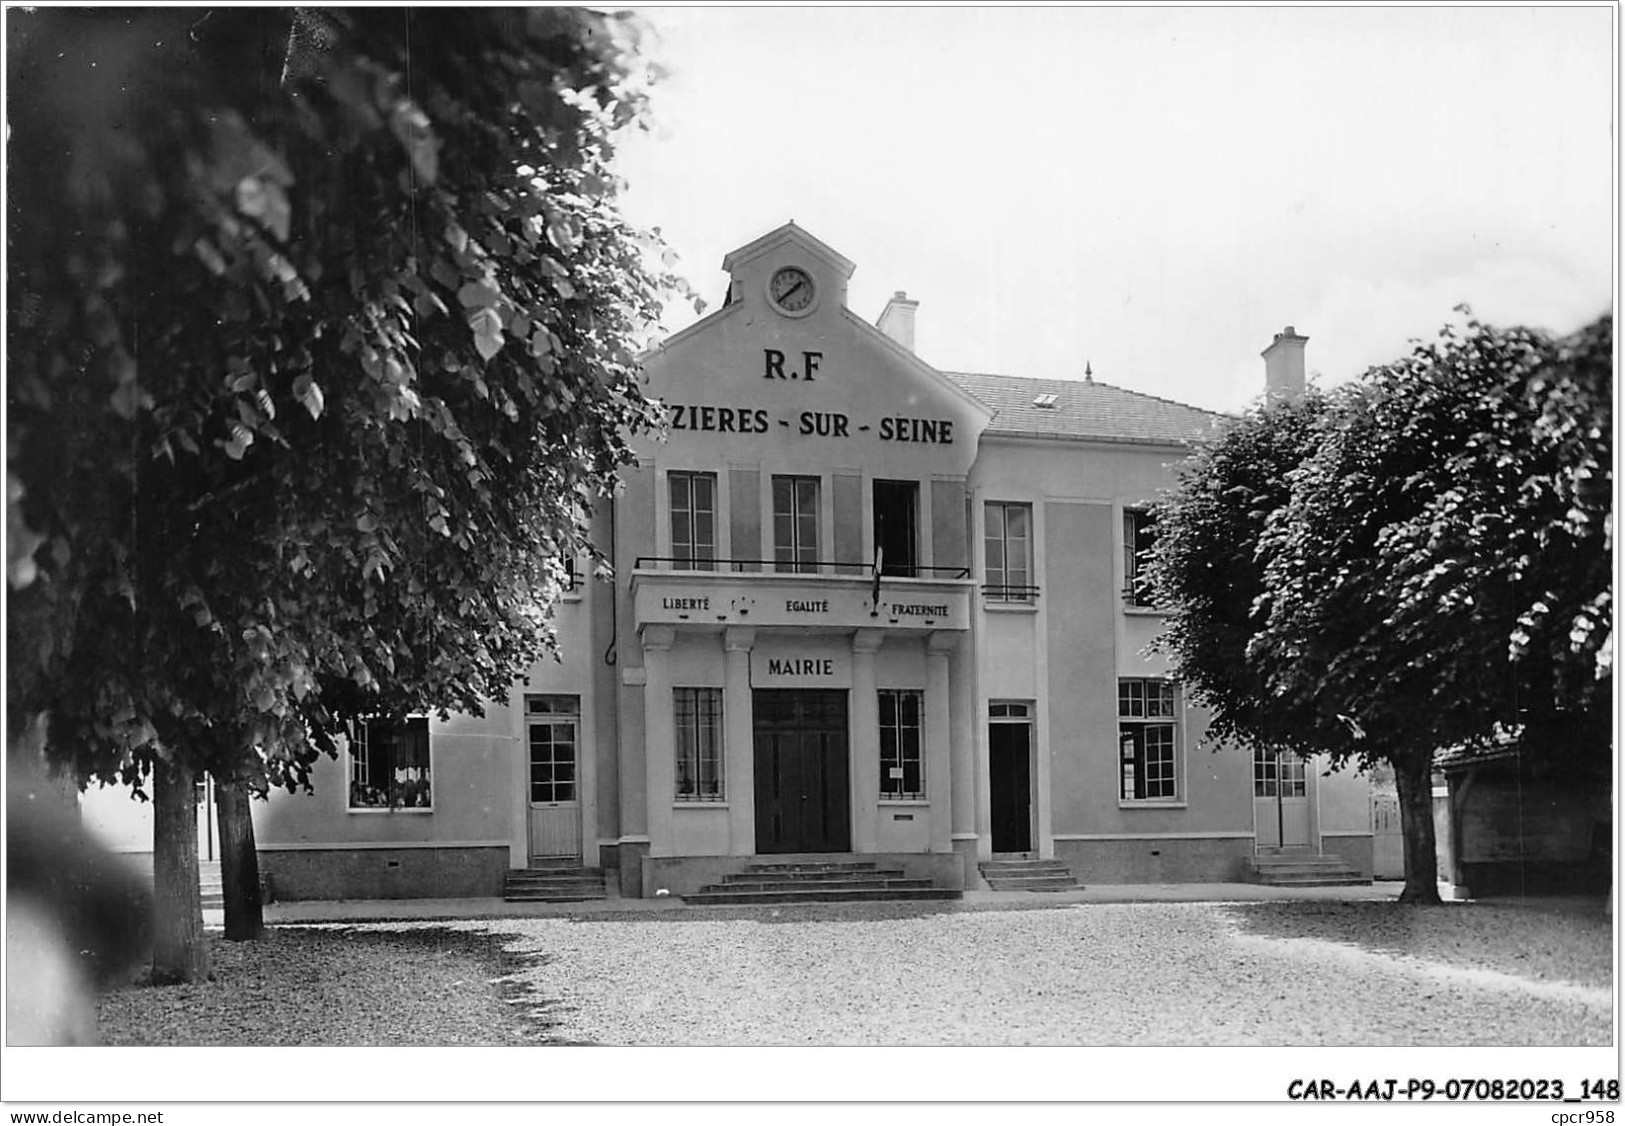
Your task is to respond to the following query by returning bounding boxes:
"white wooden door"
[1253,749,1310,848]
[527,696,580,862]
[1371,789,1404,877]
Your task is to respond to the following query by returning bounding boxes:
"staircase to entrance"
[978,858,1080,892]
[503,860,607,903]
[1252,848,1369,887]
[685,860,961,906]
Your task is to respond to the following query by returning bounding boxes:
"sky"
[614,5,1614,414]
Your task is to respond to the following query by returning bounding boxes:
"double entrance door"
[753,689,850,853]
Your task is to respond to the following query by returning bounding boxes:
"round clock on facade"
[768,266,816,314]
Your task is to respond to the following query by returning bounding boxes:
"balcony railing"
[982,583,1041,603]
[635,556,970,580]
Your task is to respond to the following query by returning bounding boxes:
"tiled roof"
[943,370,1228,446]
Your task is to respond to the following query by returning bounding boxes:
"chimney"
[1261,325,1308,404]
[876,290,919,352]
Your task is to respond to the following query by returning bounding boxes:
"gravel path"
[426,900,1611,1046]
[97,899,1612,1046]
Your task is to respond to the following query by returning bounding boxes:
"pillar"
[926,632,956,853]
[948,630,978,879]
[642,625,676,863]
[850,628,884,854]
[724,626,756,855]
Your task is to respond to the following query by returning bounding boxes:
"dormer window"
[1032,393,1059,409]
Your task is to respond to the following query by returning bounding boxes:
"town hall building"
[81,222,1375,899]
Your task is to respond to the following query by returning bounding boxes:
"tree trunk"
[151,757,210,982]
[213,772,265,941]
[1393,751,1442,905]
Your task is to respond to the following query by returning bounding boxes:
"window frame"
[527,694,580,805]
[347,716,434,812]
[877,688,926,800]
[669,470,718,571]
[771,474,821,574]
[872,479,920,578]
[674,686,725,802]
[1123,507,1159,608]
[1117,677,1180,804]
[983,500,1035,602]
[1253,748,1307,799]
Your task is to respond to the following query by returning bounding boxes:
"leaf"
[458,281,501,309]
[223,424,253,460]
[468,307,504,361]
[236,176,291,242]
[356,513,378,534]
[294,375,325,420]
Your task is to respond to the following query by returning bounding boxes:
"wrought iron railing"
[634,555,970,580]
[981,584,1041,602]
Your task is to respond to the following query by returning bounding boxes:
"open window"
[872,479,919,578]
[348,717,432,810]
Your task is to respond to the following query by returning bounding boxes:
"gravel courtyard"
[475,900,1611,1046]
[98,898,1612,1046]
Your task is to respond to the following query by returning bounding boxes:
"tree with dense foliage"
[8,8,691,979]
[1149,312,1612,904]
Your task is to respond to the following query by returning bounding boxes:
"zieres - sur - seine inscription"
[666,350,954,444]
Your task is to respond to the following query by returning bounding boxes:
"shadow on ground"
[1220,898,1613,990]
[98,925,591,1045]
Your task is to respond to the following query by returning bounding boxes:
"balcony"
[632,557,972,632]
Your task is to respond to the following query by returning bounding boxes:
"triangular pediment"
[640,225,991,476]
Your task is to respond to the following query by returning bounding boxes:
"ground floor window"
[1253,748,1306,797]
[1118,678,1177,801]
[878,688,924,799]
[675,686,724,800]
[348,717,431,809]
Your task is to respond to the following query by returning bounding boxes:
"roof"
[942,370,1229,446]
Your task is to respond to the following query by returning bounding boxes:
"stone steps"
[1253,851,1369,887]
[504,865,607,903]
[685,859,961,906]
[978,858,1081,892]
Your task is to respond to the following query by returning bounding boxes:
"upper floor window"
[772,475,820,574]
[983,501,1034,602]
[669,471,716,570]
[873,480,919,577]
[348,717,432,810]
[1119,678,1178,802]
[1123,508,1158,607]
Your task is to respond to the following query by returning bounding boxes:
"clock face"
[769,266,816,314]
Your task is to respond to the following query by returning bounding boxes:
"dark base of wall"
[617,840,650,898]
[1463,860,1611,896]
[1053,837,1256,884]
[259,847,509,900]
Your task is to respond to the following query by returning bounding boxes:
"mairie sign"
[750,646,851,688]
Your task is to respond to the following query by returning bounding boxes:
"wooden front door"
[1254,748,1310,848]
[527,695,581,861]
[989,713,1033,853]
[753,690,850,853]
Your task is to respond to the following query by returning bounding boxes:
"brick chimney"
[876,290,918,353]
[1261,326,1308,404]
